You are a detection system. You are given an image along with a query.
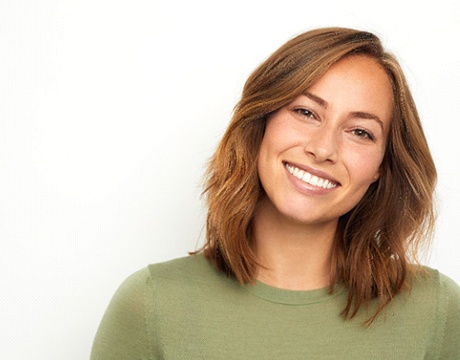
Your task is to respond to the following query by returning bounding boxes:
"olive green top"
[91,254,460,359]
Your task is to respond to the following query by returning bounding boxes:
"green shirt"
[91,254,460,359]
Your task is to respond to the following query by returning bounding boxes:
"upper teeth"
[285,163,337,189]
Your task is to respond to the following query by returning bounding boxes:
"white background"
[1,1,459,358]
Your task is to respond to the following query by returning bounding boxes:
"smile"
[285,163,338,189]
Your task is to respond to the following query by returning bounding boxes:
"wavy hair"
[200,27,437,323]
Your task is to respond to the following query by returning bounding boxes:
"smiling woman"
[257,55,391,231]
[91,27,460,359]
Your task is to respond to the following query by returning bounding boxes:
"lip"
[283,161,341,195]
[283,161,341,186]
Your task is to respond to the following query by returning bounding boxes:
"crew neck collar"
[245,280,346,305]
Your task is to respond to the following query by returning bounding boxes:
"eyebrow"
[350,111,384,130]
[304,91,328,108]
[303,91,385,130]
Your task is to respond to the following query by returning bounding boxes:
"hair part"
[199,27,437,324]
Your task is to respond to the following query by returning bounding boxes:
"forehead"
[309,55,393,97]
[306,55,394,129]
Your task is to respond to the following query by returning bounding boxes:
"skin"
[253,55,394,290]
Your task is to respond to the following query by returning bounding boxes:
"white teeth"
[285,163,337,189]
[310,176,319,186]
[301,172,311,183]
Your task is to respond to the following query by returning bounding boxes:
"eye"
[294,108,317,120]
[351,128,375,141]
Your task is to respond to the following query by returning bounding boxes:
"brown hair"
[201,27,437,323]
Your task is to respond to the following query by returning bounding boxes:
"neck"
[253,200,337,291]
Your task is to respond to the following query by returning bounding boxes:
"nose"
[303,125,338,163]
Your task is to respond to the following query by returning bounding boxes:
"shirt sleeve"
[90,268,155,360]
[436,273,460,359]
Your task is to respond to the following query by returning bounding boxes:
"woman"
[91,27,460,359]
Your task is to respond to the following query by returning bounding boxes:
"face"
[257,55,393,227]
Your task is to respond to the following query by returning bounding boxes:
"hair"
[200,27,437,324]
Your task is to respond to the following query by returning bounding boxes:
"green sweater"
[91,254,460,359]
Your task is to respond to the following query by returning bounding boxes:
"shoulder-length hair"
[201,27,437,323]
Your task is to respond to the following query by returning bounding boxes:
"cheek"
[256,137,275,185]
[346,146,385,185]
[258,122,291,165]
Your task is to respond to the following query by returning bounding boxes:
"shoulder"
[110,253,221,291]
[98,254,224,312]
[91,268,152,359]
[423,267,460,325]
[409,266,460,319]
[146,253,238,295]
[412,266,460,303]
[91,254,219,359]
[410,267,460,358]
[383,267,460,333]
[147,252,214,279]
[437,269,460,301]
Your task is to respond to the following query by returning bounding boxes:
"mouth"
[284,162,339,189]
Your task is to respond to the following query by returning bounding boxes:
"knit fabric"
[91,254,460,359]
